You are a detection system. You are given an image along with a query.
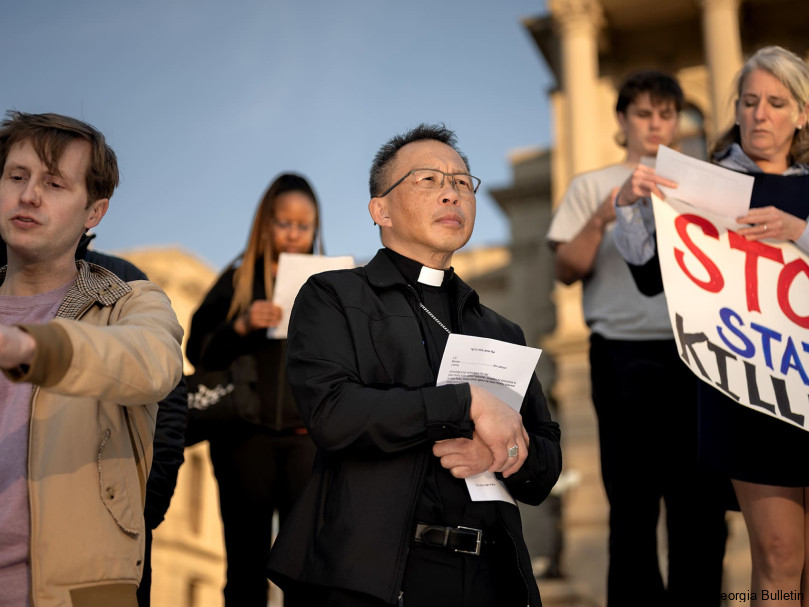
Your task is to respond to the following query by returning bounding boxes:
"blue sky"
[2,1,554,270]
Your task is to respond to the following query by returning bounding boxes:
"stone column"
[549,0,604,177]
[699,0,744,135]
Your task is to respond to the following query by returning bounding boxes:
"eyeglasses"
[272,219,314,233]
[377,168,481,198]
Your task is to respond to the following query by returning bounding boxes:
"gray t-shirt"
[0,280,72,607]
[547,164,673,340]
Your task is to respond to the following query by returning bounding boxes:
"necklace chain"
[419,303,451,335]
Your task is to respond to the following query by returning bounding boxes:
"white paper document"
[267,253,354,339]
[655,145,754,218]
[436,334,542,504]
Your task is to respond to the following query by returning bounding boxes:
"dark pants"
[589,335,727,607]
[209,421,316,607]
[135,528,153,607]
[283,542,526,607]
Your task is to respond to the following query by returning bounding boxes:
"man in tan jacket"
[0,111,184,607]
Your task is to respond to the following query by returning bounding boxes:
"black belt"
[413,523,484,556]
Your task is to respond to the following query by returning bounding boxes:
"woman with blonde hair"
[187,173,323,607]
[613,45,809,606]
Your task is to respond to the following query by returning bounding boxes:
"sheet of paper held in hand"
[267,253,354,339]
[436,334,542,505]
[654,145,754,218]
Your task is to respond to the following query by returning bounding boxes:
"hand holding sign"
[736,206,809,243]
[653,195,809,431]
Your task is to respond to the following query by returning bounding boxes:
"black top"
[382,248,499,533]
[268,249,561,606]
[186,262,303,432]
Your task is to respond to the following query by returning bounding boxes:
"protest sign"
[653,195,809,431]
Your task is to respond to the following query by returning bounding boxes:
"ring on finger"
[507,444,519,458]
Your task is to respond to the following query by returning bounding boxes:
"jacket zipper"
[407,284,436,365]
[499,507,532,606]
[389,285,434,604]
[455,288,473,333]
[390,445,429,603]
[391,282,478,606]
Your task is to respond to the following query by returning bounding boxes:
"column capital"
[696,0,741,10]
[698,0,743,134]
[549,0,604,34]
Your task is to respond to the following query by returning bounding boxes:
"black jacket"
[267,250,561,606]
[186,263,303,431]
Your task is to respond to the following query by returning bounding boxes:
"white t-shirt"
[547,164,673,340]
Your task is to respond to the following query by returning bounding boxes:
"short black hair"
[615,70,684,115]
[369,123,470,198]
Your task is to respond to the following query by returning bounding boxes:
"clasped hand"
[433,384,529,479]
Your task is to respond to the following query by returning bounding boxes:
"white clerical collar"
[417,265,445,287]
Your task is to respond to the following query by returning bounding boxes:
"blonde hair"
[227,173,323,320]
[712,46,809,164]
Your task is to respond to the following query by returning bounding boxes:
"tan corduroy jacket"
[2,261,184,607]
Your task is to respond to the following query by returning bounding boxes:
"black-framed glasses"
[377,168,481,198]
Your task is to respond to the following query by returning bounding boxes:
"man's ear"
[368,197,392,228]
[616,111,627,131]
[85,198,109,230]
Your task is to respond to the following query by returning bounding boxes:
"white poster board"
[653,194,809,431]
[267,253,354,339]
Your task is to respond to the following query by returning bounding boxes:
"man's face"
[369,140,475,269]
[0,139,107,266]
[617,92,679,160]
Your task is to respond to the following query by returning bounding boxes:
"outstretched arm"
[5,283,183,404]
[0,324,35,369]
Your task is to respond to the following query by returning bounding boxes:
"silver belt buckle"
[454,526,482,555]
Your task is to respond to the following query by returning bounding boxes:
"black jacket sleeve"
[285,274,474,456]
[144,377,188,529]
[627,249,665,297]
[500,372,562,506]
